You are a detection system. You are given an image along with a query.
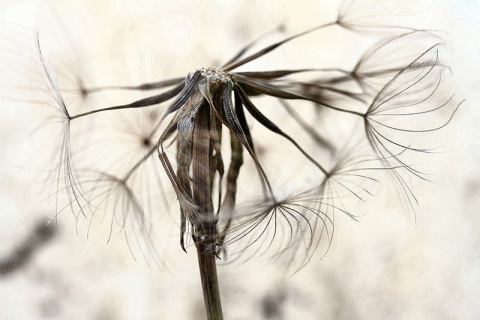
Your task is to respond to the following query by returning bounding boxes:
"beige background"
[0,0,479,319]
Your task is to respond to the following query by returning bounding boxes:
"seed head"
[26,5,462,270]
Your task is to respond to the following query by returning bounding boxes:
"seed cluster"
[197,67,230,83]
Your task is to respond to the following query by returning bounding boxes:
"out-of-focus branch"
[0,221,56,276]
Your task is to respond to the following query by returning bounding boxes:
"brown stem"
[192,103,224,320]
[196,241,223,320]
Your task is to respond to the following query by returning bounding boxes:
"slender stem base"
[196,242,223,320]
[191,103,224,320]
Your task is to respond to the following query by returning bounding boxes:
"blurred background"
[0,0,479,319]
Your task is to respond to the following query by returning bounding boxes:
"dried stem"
[196,242,223,320]
[192,103,224,319]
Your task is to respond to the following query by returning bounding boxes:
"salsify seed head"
[9,4,462,270]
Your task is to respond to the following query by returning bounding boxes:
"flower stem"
[196,242,224,320]
[192,103,224,319]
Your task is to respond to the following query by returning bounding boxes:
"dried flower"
[31,10,464,264]
[15,3,462,319]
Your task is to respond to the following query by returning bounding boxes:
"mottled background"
[0,1,479,319]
